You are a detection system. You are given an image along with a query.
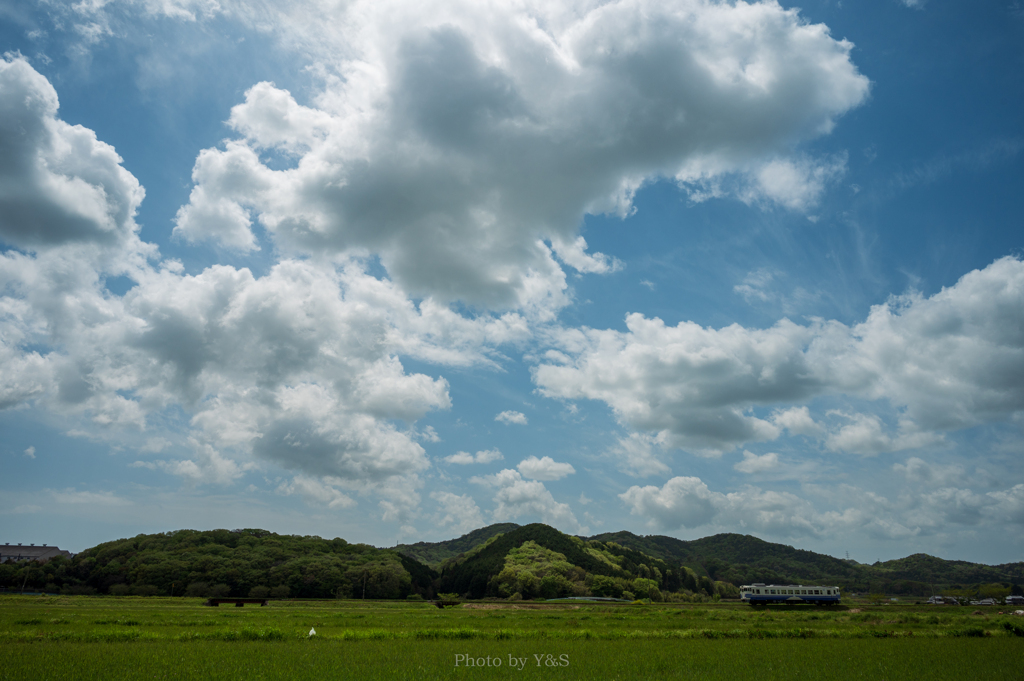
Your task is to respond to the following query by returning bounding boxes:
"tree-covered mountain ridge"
[393,523,519,566]
[585,530,1024,595]
[3,525,1021,599]
[397,524,1023,598]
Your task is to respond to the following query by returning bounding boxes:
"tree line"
[0,529,436,599]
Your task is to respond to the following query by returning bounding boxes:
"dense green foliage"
[394,524,520,567]
[436,524,699,599]
[0,529,436,599]
[873,554,1024,590]
[589,531,1024,596]
[5,524,1021,603]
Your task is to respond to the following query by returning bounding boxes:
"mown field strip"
[3,624,1021,642]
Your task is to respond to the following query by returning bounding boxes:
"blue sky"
[1,0,1022,565]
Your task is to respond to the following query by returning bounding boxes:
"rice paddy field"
[1,596,1021,680]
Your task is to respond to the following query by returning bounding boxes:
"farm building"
[1,543,73,563]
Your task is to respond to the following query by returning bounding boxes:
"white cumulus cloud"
[0,56,146,253]
[444,449,504,465]
[609,433,670,477]
[495,410,528,425]
[473,468,584,532]
[430,491,484,534]
[278,475,357,509]
[1,59,501,518]
[536,256,1024,456]
[734,450,779,474]
[517,455,576,481]
[171,0,868,310]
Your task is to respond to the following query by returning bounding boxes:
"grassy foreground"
[1,596,1021,680]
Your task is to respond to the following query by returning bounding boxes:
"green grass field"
[1,596,1021,680]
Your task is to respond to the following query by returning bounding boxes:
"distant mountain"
[589,530,869,586]
[873,553,1024,588]
[588,531,1023,595]
[398,524,1023,598]
[393,523,520,567]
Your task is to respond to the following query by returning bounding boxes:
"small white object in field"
[309,627,316,636]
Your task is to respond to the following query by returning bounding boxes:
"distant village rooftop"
[1,543,73,563]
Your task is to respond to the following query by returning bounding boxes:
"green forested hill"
[436,523,725,600]
[393,523,520,567]
[588,531,1022,596]
[872,554,1024,588]
[3,525,1020,601]
[0,528,437,599]
[590,531,867,585]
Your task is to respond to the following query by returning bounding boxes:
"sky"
[1,0,1022,565]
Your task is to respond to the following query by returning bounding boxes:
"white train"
[740,583,841,606]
